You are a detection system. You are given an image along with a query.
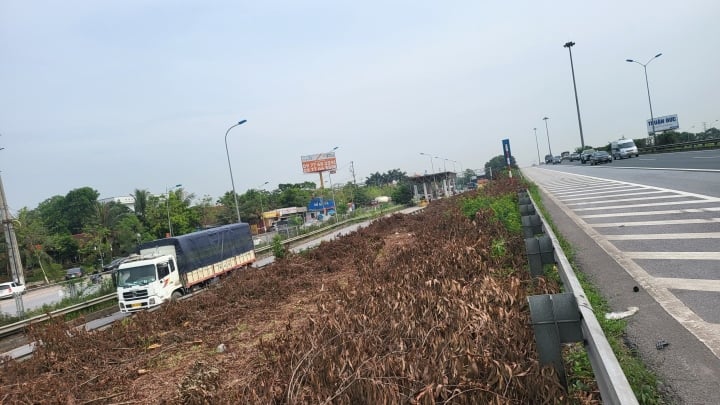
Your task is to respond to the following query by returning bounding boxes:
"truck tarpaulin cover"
[138,223,253,273]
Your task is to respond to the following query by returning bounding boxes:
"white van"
[611,139,639,159]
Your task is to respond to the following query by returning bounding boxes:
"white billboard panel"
[647,114,679,133]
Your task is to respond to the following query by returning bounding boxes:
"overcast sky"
[2,0,718,212]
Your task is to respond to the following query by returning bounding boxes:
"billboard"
[647,114,679,134]
[301,152,337,174]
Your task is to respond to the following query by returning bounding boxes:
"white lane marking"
[554,186,651,198]
[605,232,720,240]
[566,194,687,206]
[625,252,720,260]
[562,190,669,202]
[523,167,720,357]
[549,184,632,194]
[692,156,720,159]
[609,166,720,173]
[654,278,720,291]
[582,207,720,219]
[592,218,720,227]
[574,199,720,212]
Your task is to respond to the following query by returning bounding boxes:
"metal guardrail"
[638,137,720,154]
[0,293,116,338]
[525,192,638,404]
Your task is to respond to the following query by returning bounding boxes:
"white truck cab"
[116,254,182,312]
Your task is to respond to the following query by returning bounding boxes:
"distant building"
[99,196,135,212]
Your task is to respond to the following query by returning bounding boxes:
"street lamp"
[256,181,269,231]
[564,41,586,150]
[626,53,662,145]
[224,119,247,223]
[533,127,541,165]
[420,152,435,173]
[166,184,182,237]
[542,117,552,157]
[327,147,339,221]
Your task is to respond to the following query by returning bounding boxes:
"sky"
[1,0,719,212]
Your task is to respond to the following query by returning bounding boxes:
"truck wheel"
[171,291,183,300]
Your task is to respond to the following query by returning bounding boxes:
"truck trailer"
[116,223,255,312]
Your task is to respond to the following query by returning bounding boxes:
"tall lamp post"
[533,127,541,165]
[166,184,182,237]
[224,119,247,223]
[542,117,552,157]
[256,181,269,231]
[326,147,339,220]
[626,53,662,145]
[564,41,586,150]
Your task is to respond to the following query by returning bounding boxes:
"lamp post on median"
[626,53,662,145]
[542,117,552,157]
[533,127,541,165]
[224,119,247,223]
[564,41,586,150]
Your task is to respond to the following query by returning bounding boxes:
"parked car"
[552,156,562,164]
[0,281,26,299]
[103,256,128,272]
[65,267,84,280]
[580,148,596,164]
[589,151,613,165]
[569,152,580,162]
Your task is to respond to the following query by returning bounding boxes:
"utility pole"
[0,173,25,286]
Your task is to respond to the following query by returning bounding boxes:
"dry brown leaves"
[0,178,598,404]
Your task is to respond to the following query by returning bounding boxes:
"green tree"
[63,187,100,234]
[132,189,151,225]
[391,182,414,205]
[484,155,516,178]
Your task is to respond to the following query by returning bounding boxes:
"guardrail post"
[527,292,583,388]
[525,235,555,277]
[521,214,543,238]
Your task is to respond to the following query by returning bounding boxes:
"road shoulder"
[537,188,720,405]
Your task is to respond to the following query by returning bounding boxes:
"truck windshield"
[618,141,634,148]
[117,264,157,287]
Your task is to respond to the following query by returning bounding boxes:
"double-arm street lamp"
[626,53,662,144]
[225,119,248,223]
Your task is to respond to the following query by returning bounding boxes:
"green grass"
[461,193,522,235]
[527,183,665,404]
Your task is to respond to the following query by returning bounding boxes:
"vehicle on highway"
[0,281,26,299]
[561,151,570,161]
[552,156,562,164]
[103,256,128,272]
[580,148,596,164]
[611,138,639,159]
[569,152,580,162]
[64,267,84,280]
[116,222,255,312]
[544,154,553,164]
[589,150,613,165]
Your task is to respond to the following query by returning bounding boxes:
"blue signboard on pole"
[502,138,512,167]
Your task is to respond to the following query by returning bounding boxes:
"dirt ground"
[1,182,598,404]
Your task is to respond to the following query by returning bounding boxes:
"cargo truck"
[116,223,255,312]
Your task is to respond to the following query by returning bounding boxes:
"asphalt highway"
[524,149,720,404]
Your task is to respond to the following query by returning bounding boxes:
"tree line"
[1,169,419,278]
